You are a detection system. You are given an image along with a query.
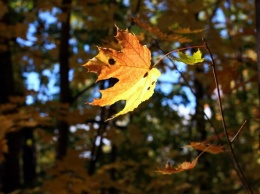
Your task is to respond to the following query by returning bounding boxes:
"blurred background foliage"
[0,0,259,193]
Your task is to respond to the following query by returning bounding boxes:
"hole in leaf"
[98,78,119,89]
[143,72,148,78]
[109,100,126,116]
[108,58,116,65]
[147,87,150,90]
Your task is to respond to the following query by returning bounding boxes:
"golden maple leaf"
[83,27,161,120]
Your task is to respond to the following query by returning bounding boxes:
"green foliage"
[176,49,204,65]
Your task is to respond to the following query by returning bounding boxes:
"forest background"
[0,0,260,193]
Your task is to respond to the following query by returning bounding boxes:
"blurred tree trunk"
[0,45,14,104]
[108,144,117,194]
[88,105,107,175]
[0,3,21,191]
[193,67,209,192]
[22,127,36,186]
[194,67,207,140]
[56,0,72,160]
[0,34,14,104]
[0,38,21,194]
[2,132,21,193]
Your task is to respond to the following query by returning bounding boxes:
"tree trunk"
[56,0,72,160]
[0,40,21,193]
[0,44,14,104]
[255,0,260,150]
[193,68,209,192]
[88,107,107,175]
[194,69,207,140]
[0,4,21,188]
[2,132,21,193]
[22,127,36,186]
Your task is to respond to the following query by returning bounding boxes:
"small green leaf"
[176,49,204,65]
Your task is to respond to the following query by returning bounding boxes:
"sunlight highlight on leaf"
[176,49,204,65]
[83,26,161,120]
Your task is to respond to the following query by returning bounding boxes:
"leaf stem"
[230,120,247,143]
[203,38,253,194]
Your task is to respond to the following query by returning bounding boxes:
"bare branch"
[203,38,253,194]
[230,120,247,143]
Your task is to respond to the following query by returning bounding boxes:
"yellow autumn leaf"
[83,27,161,120]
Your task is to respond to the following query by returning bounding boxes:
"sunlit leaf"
[176,49,204,65]
[83,27,161,120]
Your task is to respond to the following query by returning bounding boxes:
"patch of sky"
[70,125,77,132]
[18,8,61,47]
[147,135,153,142]
[144,0,167,12]
[70,124,90,133]
[16,23,36,46]
[39,9,59,24]
[144,0,154,11]
[25,72,40,91]
[157,54,187,94]
[156,1,167,11]
[102,138,111,146]
[172,95,184,104]
[84,45,90,52]
[69,69,74,81]
[25,72,39,104]
[182,86,196,108]
[172,104,195,119]
[204,105,212,119]
[158,69,179,94]
[158,54,196,113]
[25,64,60,104]
[25,95,34,104]
[95,136,101,146]
[212,8,228,38]
[70,38,78,53]
[122,0,129,6]
[42,64,60,93]
[23,9,64,105]
[79,151,91,158]
[223,1,230,9]
[77,58,83,64]
[44,42,56,50]
[201,54,212,72]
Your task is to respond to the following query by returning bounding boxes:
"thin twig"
[88,106,107,175]
[230,120,247,143]
[203,38,253,194]
[168,56,223,143]
[254,0,260,151]
[154,42,223,144]
[71,82,97,104]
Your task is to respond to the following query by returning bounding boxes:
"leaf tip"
[114,23,119,30]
